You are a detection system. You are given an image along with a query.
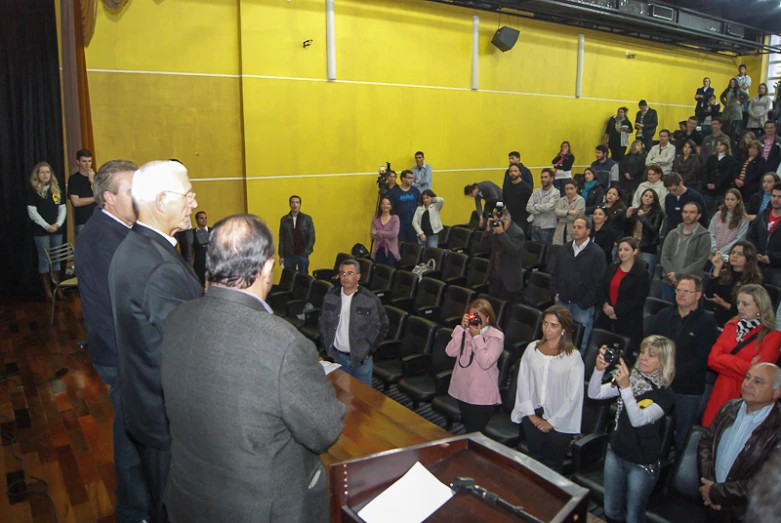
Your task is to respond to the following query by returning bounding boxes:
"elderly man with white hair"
[698,362,781,523]
[108,160,203,523]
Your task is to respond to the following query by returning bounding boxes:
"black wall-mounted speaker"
[492,26,519,52]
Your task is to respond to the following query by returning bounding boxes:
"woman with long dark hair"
[604,187,627,239]
[733,140,766,200]
[624,188,664,279]
[747,83,773,134]
[702,137,737,208]
[707,188,749,256]
[579,167,605,215]
[28,162,67,301]
[589,336,676,523]
[702,285,781,427]
[370,195,400,266]
[618,139,646,202]
[720,77,749,139]
[703,241,763,328]
[590,207,616,264]
[671,140,701,187]
[552,141,575,194]
[445,299,505,434]
[412,189,444,248]
[596,237,650,354]
[511,305,584,473]
[603,107,633,162]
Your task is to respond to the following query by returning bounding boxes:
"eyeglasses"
[339,271,357,277]
[165,190,196,203]
[675,288,695,295]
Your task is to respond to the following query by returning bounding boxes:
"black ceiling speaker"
[492,26,519,52]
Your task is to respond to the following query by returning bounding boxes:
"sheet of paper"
[357,461,453,523]
[319,360,342,375]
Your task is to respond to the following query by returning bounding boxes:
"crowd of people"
[22,63,781,523]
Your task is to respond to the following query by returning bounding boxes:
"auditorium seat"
[572,415,674,505]
[356,257,374,285]
[431,350,512,430]
[521,241,546,274]
[270,268,296,294]
[521,270,554,311]
[267,273,314,315]
[572,321,586,353]
[766,284,781,312]
[463,257,490,295]
[583,329,632,381]
[398,242,424,271]
[385,270,418,307]
[467,231,490,258]
[366,263,395,297]
[432,251,469,286]
[284,279,332,328]
[395,277,445,316]
[437,225,452,249]
[373,316,437,391]
[646,426,708,523]
[484,363,523,447]
[418,247,446,274]
[476,293,508,331]
[447,227,473,253]
[502,303,542,361]
[418,285,474,328]
[312,252,352,282]
[397,328,456,409]
[643,297,673,335]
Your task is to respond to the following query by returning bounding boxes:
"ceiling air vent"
[649,4,675,22]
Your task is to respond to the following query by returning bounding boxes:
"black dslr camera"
[376,162,392,193]
[465,309,482,327]
[489,202,505,228]
[603,342,621,365]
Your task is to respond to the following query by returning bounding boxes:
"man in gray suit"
[161,214,345,523]
[465,180,502,228]
[480,207,525,302]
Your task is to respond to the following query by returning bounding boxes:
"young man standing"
[278,195,315,274]
[748,182,781,287]
[635,100,659,153]
[591,145,618,191]
[391,170,421,242]
[663,172,708,234]
[525,168,560,244]
[760,120,781,173]
[68,148,96,237]
[411,151,432,192]
[503,151,533,190]
[193,211,210,285]
[645,130,676,175]
[659,202,711,302]
[503,164,532,236]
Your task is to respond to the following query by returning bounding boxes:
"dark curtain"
[0,0,65,297]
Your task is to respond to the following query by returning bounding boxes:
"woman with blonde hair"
[589,335,676,523]
[27,162,67,301]
[445,299,505,434]
[702,284,781,426]
[511,305,584,473]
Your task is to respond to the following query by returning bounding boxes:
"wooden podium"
[329,433,589,522]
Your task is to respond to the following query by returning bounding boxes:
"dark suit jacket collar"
[92,207,131,234]
[206,284,270,313]
[133,222,179,257]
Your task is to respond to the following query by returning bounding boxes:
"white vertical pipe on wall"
[471,16,479,90]
[326,0,336,81]
[576,34,584,98]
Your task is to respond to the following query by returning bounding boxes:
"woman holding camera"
[703,241,763,328]
[702,284,781,427]
[412,190,444,248]
[511,305,584,473]
[370,195,400,267]
[589,335,676,523]
[445,299,505,434]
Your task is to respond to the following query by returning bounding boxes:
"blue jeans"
[661,281,676,303]
[93,365,149,523]
[418,234,439,248]
[603,448,660,523]
[530,226,554,245]
[559,302,593,353]
[639,252,657,281]
[333,350,374,387]
[673,393,703,454]
[33,234,63,274]
[283,254,310,275]
[373,248,397,267]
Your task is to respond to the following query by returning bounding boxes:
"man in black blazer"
[480,207,525,302]
[75,160,150,522]
[635,99,659,153]
[161,215,345,522]
[109,160,203,523]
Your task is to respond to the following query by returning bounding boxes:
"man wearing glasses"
[648,274,718,454]
[748,183,781,287]
[319,259,388,387]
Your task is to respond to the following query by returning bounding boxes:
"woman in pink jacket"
[370,195,400,266]
[445,299,505,434]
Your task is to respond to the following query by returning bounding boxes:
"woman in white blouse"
[511,305,584,473]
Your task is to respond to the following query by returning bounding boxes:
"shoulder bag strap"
[730,331,760,356]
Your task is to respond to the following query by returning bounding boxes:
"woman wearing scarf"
[588,335,676,523]
[552,141,576,194]
[603,107,633,162]
[579,167,605,215]
[702,284,781,427]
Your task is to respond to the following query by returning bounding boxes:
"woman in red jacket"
[702,284,781,426]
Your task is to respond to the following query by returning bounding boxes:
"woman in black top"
[579,168,605,215]
[703,137,737,206]
[671,140,702,187]
[604,107,633,162]
[590,207,616,264]
[595,237,649,357]
[552,141,576,194]
[694,77,714,122]
[624,189,664,280]
[588,336,676,523]
[733,139,766,201]
[618,140,646,203]
[604,187,627,239]
[27,162,67,301]
[703,241,763,328]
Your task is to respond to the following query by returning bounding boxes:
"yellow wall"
[85,0,764,274]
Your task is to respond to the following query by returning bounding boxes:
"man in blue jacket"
[75,160,150,523]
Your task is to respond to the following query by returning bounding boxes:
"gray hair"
[752,362,781,391]
[131,160,189,207]
[93,160,137,208]
[339,259,361,274]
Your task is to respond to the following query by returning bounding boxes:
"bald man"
[698,363,781,522]
[108,160,204,523]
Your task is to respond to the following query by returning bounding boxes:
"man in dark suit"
[480,207,524,303]
[109,160,203,523]
[635,99,659,153]
[75,160,150,523]
[161,214,345,522]
[192,210,209,285]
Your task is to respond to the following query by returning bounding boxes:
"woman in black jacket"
[618,139,646,202]
[746,172,780,221]
[624,188,664,280]
[671,140,702,186]
[590,207,616,264]
[579,167,605,215]
[703,241,763,328]
[603,107,633,161]
[596,237,650,355]
[733,139,766,201]
[604,187,627,239]
[703,137,737,207]
[552,141,576,194]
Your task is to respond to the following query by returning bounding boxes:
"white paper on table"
[357,461,454,523]
[320,360,342,375]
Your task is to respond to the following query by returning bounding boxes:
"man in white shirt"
[645,130,676,175]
